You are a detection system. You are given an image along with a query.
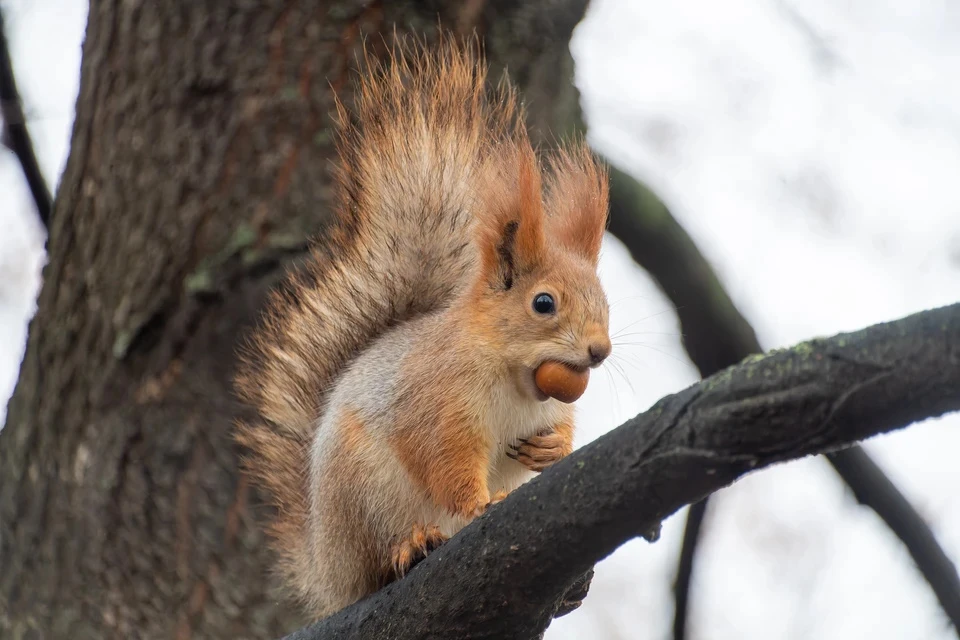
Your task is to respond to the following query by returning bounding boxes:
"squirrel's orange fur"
[234,35,611,620]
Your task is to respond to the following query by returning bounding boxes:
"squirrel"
[233,35,611,620]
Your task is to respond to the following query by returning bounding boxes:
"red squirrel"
[234,35,611,620]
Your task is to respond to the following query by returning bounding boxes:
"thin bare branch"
[672,499,708,640]
[826,446,960,628]
[0,8,51,229]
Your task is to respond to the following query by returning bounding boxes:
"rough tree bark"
[0,2,588,638]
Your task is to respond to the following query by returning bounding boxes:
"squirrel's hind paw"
[487,489,508,508]
[391,523,448,578]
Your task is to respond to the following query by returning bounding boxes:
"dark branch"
[0,8,52,229]
[672,499,707,640]
[605,166,762,376]
[826,447,960,627]
[282,303,960,640]
[606,165,759,638]
[604,165,960,636]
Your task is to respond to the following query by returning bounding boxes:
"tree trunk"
[0,1,588,638]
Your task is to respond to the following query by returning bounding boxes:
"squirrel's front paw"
[507,431,572,472]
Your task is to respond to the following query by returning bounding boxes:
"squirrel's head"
[469,139,611,401]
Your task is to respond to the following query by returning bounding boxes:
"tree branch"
[604,167,757,638]
[605,166,762,375]
[672,498,708,640]
[826,446,960,627]
[603,163,786,637]
[0,8,51,229]
[604,165,960,636]
[281,303,960,640]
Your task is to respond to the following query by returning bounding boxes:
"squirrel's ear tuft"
[476,140,545,290]
[544,142,609,266]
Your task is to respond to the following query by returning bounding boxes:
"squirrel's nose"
[588,340,611,366]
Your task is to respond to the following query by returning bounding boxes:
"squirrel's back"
[233,36,524,609]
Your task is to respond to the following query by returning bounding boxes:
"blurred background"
[1,1,959,638]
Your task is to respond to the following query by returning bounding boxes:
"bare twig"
[672,499,708,640]
[0,8,52,229]
[281,303,960,640]
[827,447,960,628]
[604,165,960,637]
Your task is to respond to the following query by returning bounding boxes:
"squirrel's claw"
[391,523,448,578]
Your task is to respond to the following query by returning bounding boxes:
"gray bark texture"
[0,1,588,638]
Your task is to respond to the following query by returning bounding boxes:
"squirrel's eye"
[532,293,555,315]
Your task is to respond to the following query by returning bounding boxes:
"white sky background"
[1,1,959,638]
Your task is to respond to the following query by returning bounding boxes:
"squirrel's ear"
[545,143,609,266]
[476,142,545,290]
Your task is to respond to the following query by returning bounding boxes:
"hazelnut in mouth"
[534,361,590,403]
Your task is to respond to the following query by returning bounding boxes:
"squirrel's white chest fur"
[312,325,569,542]
[484,372,566,442]
[481,375,568,490]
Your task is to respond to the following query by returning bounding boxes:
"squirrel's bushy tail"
[233,35,524,604]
